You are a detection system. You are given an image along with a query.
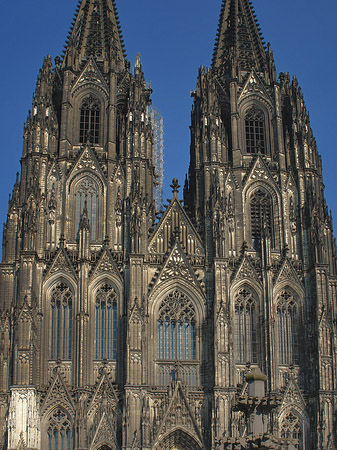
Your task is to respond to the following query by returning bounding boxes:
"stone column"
[8,387,40,450]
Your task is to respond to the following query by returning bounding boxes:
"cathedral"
[1,0,337,449]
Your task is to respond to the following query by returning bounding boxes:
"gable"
[243,155,280,192]
[149,197,204,260]
[148,241,204,295]
[238,70,272,105]
[41,372,75,415]
[280,377,306,415]
[71,58,109,99]
[88,373,119,419]
[274,257,303,288]
[231,255,261,285]
[67,145,106,183]
[89,249,122,282]
[44,247,77,281]
[155,381,203,444]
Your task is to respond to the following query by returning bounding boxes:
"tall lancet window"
[50,283,73,360]
[47,408,73,450]
[245,106,266,154]
[95,283,117,360]
[75,178,99,241]
[79,95,101,144]
[235,288,257,364]
[158,290,196,361]
[250,189,274,250]
[277,291,299,365]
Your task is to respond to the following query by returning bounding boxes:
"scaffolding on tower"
[147,105,164,212]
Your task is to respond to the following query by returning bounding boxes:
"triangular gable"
[216,302,230,326]
[149,196,204,257]
[0,311,10,333]
[129,298,143,324]
[44,247,77,280]
[149,241,203,294]
[284,172,297,193]
[231,255,261,285]
[238,70,272,104]
[41,372,75,415]
[71,58,109,99]
[47,160,62,185]
[88,373,119,418]
[17,297,33,323]
[280,376,306,413]
[224,168,239,190]
[274,257,302,287]
[67,145,106,181]
[155,381,203,444]
[111,163,125,184]
[89,249,122,282]
[90,412,117,450]
[243,155,280,191]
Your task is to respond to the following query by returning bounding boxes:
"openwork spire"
[62,0,126,68]
[212,0,267,72]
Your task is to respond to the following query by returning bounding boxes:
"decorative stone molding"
[8,387,40,450]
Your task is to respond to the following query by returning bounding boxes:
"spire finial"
[170,178,180,195]
[135,53,141,69]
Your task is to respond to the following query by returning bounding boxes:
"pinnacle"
[212,0,267,73]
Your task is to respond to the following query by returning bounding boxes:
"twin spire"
[62,0,268,74]
[212,0,267,72]
[62,0,126,69]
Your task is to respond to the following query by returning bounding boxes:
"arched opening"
[79,95,101,144]
[234,287,257,364]
[50,282,73,361]
[95,282,118,361]
[47,408,73,450]
[250,188,274,250]
[280,410,304,450]
[245,106,266,154]
[156,289,200,387]
[277,290,299,365]
[156,429,201,450]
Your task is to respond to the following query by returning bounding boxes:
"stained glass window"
[79,95,101,144]
[158,290,196,361]
[245,106,266,154]
[281,411,303,450]
[48,408,72,450]
[50,283,73,361]
[75,178,99,241]
[95,283,117,360]
[250,189,273,250]
[277,291,298,365]
[235,288,257,364]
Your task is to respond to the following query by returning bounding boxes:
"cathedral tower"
[0,1,336,450]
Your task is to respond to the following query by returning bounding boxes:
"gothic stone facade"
[0,1,336,450]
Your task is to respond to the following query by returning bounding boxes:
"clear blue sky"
[0,0,336,242]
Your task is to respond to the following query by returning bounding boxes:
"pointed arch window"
[280,411,303,450]
[158,290,196,361]
[250,189,274,250]
[75,178,99,241]
[234,288,257,364]
[79,95,101,144]
[50,283,73,361]
[245,106,266,154]
[95,283,117,360]
[47,408,73,450]
[277,291,299,365]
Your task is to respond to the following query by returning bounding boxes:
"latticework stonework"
[0,1,336,449]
